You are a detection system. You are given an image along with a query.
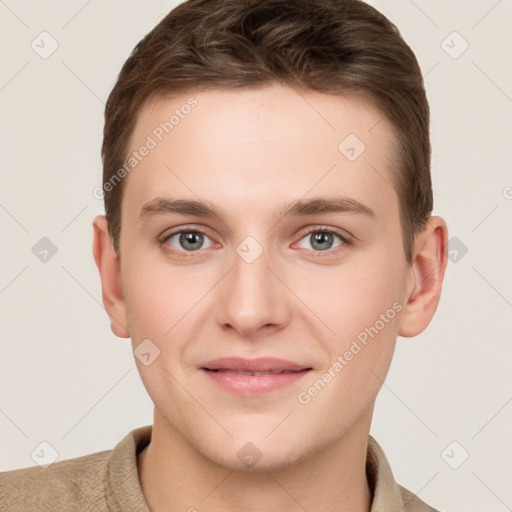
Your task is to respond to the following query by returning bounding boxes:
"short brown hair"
[101,0,432,264]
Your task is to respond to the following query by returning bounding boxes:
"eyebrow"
[139,195,376,223]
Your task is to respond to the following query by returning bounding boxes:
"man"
[0,0,448,510]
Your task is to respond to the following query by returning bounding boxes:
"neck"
[138,407,374,512]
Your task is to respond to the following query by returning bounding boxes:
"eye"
[161,228,215,255]
[160,225,351,258]
[295,228,349,253]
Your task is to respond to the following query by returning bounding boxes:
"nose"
[215,240,292,339]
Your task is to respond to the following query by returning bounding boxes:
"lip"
[200,357,312,396]
[201,357,311,372]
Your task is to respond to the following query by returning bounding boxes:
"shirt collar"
[367,434,406,511]
[106,426,409,511]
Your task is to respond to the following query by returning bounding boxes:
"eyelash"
[159,225,352,258]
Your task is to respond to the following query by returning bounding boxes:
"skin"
[93,84,448,512]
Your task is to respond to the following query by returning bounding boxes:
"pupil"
[312,232,332,250]
[181,232,203,251]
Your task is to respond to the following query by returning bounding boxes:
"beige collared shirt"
[0,425,440,511]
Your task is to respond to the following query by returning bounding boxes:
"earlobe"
[398,216,449,338]
[92,215,130,338]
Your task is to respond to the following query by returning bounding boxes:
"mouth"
[200,357,312,396]
[202,369,309,375]
[200,356,312,373]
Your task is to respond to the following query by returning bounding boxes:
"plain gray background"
[1,1,511,511]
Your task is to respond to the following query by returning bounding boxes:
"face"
[117,84,412,470]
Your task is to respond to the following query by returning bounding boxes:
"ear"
[398,216,449,338]
[92,215,130,338]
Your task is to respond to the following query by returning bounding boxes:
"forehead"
[122,85,398,224]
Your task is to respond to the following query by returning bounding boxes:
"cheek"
[330,253,404,389]
[121,252,223,364]
[121,251,190,340]
[292,248,406,342]
[295,270,401,426]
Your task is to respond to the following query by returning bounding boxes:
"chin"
[210,447,307,473]
[191,428,312,473]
